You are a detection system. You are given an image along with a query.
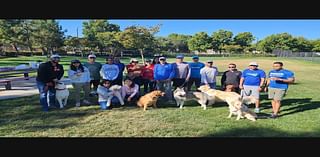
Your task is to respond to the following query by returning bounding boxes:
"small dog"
[173,87,214,110]
[108,85,124,105]
[137,90,165,111]
[55,82,70,109]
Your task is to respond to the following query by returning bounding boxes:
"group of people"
[36,54,295,118]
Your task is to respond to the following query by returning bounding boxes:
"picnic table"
[0,65,38,90]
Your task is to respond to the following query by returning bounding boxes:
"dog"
[173,87,215,110]
[108,85,124,106]
[227,103,257,121]
[198,85,257,121]
[137,90,165,111]
[55,82,70,109]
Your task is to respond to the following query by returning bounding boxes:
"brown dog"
[137,90,165,111]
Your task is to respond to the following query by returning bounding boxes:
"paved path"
[0,77,72,100]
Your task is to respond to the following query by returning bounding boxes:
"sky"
[58,20,320,41]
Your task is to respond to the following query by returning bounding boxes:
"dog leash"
[240,89,252,99]
[178,81,188,88]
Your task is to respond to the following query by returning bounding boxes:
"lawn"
[0,56,319,137]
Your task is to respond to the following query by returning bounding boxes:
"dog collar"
[56,88,66,90]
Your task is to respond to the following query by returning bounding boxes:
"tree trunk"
[140,49,145,65]
[28,45,33,56]
[12,44,19,56]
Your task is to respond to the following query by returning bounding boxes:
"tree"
[211,29,233,52]
[222,44,243,54]
[96,31,123,56]
[118,25,160,64]
[0,19,25,55]
[155,37,174,53]
[31,20,65,56]
[188,32,212,52]
[233,32,255,48]
[292,37,313,52]
[256,33,313,53]
[311,40,320,52]
[167,33,191,53]
[64,36,81,55]
[82,20,120,52]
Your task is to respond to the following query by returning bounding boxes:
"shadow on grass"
[259,98,320,117]
[0,95,99,129]
[204,126,320,137]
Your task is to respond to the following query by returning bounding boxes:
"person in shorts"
[265,62,295,118]
[239,62,266,113]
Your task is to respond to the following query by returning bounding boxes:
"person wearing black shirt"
[221,63,242,93]
[36,54,64,112]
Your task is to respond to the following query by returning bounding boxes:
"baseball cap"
[176,54,184,59]
[249,62,258,66]
[131,58,138,62]
[50,54,61,59]
[192,55,199,59]
[159,56,166,60]
[88,54,96,58]
[71,59,81,64]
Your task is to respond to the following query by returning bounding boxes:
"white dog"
[173,87,215,110]
[55,82,69,109]
[198,85,257,121]
[108,85,124,106]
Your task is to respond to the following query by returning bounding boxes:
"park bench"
[0,66,37,90]
[0,79,11,90]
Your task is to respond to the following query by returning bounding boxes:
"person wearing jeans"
[154,56,175,102]
[36,54,64,112]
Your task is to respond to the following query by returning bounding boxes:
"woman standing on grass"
[68,60,91,107]
[121,78,140,106]
[141,58,155,94]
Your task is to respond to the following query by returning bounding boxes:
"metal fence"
[273,50,320,62]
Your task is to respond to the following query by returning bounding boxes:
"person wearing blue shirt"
[187,55,205,91]
[239,62,266,113]
[113,57,125,86]
[265,62,295,118]
[154,56,175,101]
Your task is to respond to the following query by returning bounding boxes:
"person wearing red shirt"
[141,59,155,94]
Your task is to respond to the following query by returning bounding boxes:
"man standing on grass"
[83,54,102,96]
[200,60,219,89]
[154,56,175,102]
[172,54,190,90]
[239,62,266,113]
[187,55,205,91]
[36,54,64,112]
[265,62,295,119]
[221,63,242,93]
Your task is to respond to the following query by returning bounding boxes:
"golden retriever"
[198,85,257,121]
[137,90,165,111]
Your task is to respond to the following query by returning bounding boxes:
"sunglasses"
[89,57,96,59]
[229,66,236,68]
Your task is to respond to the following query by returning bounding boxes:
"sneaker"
[83,100,91,105]
[254,108,260,113]
[269,113,278,119]
[75,103,80,107]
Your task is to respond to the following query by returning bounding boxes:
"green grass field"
[0,56,319,137]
